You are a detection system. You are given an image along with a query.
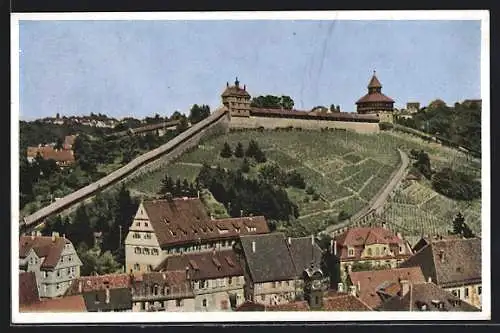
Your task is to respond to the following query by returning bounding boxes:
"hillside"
[127,127,481,238]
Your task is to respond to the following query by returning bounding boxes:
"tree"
[159,174,174,196]
[431,168,481,201]
[220,142,233,158]
[330,104,335,112]
[413,150,432,179]
[176,117,189,132]
[245,140,260,158]
[336,105,341,113]
[452,212,465,235]
[234,142,245,158]
[250,95,295,110]
[241,158,250,173]
[280,95,294,110]
[67,204,94,248]
[189,104,211,124]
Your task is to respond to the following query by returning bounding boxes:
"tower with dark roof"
[356,71,395,122]
[221,77,252,117]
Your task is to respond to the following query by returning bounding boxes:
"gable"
[130,202,155,233]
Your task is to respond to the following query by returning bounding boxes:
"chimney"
[185,266,190,280]
[105,287,110,304]
[78,281,82,294]
[400,279,410,296]
[288,237,291,245]
[397,232,402,239]
[243,84,246,91]
[382,223,387,229]
[337,282,344,293]
[252,241,256,253]
[427,276,432,283]
[311,234,315,245]
[334,240,337,256]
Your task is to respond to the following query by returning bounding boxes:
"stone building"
[356,71,395,123]
[19,233,83,298]
[221,77,252,117]
[155,249,245,311]
[124,197,269,274]
[332,227,413,281]
[400,237,482,309]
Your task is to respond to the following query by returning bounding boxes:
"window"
[165,286,170,295]
[152,249,159,256]
[143,248,150,255]
[135,247,141,254]
[348,247,355,257]
[148,265,153,272]
[67,268,71,275]
[57,270,61,277]
[176,299,183,307]
[452,289,461,299]
[144,233,152,239]
[199,280,206,289]
[153,284,159,296]
[464,287,469,299]
[261,295,265,301]
[56,283,60,290]
[367,248,372,256]
[135,222,140,227]
[478,286,482,295]
[43,284,47,294]
[228,277,232,285]
[145,223,149,227]
[202,299,207,307]
[68,256,72,262]
[399,245,405,254]
[134,263,140,271]
[133,233,141,239]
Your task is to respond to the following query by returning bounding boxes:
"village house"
[19,232,83,298]
[20,295,87,313]
[124,197,269,274]
[130,270,195,312]
[400,237,482,309]
[378,281,480,312]
[235,233,298,306]
[321,290,373,311]
[26,144,75,167]
[155,249,245,311]
[346,266,426,309]
[332,226,413,281]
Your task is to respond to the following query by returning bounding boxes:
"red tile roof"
[348,267,426,309]
[155,249,243,280]
[19,272,40,306]
[142,198,269,248]
[26,146,75,164]
[20,295,87,312]
[356,92,395,104]
[322,294,373,311]
[65,273,132,295]
[19,236,70,269]
[368,74,382,88]
[221,84,251,98]
[266,301,310,311]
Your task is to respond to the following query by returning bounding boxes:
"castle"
[221,72,395,133]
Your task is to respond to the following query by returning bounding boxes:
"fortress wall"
[228,115,380,134]
[22,109,230,232]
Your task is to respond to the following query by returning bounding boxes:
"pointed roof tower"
[368,71,382,89]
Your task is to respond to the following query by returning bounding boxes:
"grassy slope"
[126,128,481,237]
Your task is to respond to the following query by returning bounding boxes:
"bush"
[312,193,320,201]
[306,186,315,195]
[220,142,233,158]
[432,168,481,201]
[338,210,350,221]
[234,142,245,158]
[379,122,393,131]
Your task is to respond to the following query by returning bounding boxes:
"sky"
[18,19,481,120]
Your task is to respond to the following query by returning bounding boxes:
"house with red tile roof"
[155,249,244,311]
[130,270,195,312]
[346,266,426,309]
[19,233,83,299]
[400,237,482,309]
[124,197,269,274]
[26,145,75,167]
[322,292,373,311]
[332,226,413,280]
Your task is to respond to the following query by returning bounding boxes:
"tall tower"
[221,77,252,117]
[355,71,395,123]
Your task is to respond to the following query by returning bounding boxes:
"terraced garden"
[126,128,481,237]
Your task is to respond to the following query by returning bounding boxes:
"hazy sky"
[18,20,481,120]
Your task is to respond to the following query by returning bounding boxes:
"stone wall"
[229,115,380,134]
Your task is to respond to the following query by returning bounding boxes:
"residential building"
[346,266,426,309]
[322,291,373,311]
[124,197,269,274]
[235,233,298,306]
[26,145,75,167]
[19,233,83,298]
[356,71,395,123]
[130,271,195,312]
[19,272,40,308]
[400,237,482,308]
[83,287,132,312]
[378,281,480,312]
[65,273,132,296]
[221,77,252,117]
[155,249,245,311]
[332,227,413,280]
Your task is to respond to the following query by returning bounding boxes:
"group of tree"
[250,95,295,110]
[42,184,139,274]
[451,212,476,238]
[395,100,481,153]
[188,104,211,125]
[196,164,299,221]
[330,104,341,112]
[431,167,481,201]
[220,140,267,163]
[159,175,200,198]
[410,149,432,179]
[258,163,306,189]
